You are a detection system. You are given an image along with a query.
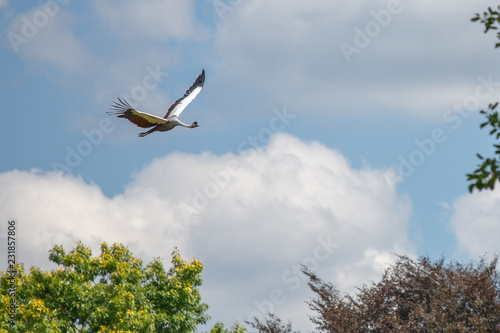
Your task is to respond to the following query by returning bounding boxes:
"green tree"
[207,322,248,333]
[304,255,500,332]
[246,313,299,333]
[468,5,500,192]
[0,242,209,332]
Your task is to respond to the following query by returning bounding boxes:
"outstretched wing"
[165,69,205,119]
[107,98,167,128]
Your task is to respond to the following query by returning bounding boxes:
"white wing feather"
[165,70,205,118]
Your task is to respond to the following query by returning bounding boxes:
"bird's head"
[191,121,199,128]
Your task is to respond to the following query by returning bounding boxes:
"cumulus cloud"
[450,188,500,258]
[213,0,500,119]
[0,133,413,330]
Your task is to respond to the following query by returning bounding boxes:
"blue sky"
[1,0,500,330]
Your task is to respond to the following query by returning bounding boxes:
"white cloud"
[0,133,413,331]
[213,0,500,120]
[4,2,196,107]
[0,0,7,9]
[91,0,205,42]
[450,188,500,258]
[6,7,91,72]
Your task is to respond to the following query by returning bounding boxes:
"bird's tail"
[138,132,149,137]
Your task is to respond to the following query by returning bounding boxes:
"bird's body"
[108,69,205,137]
[137,115,195,137]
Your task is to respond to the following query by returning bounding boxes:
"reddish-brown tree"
[304,255,500,332]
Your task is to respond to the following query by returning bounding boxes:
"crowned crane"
[108,69,205,137]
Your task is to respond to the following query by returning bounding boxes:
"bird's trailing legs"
[138,128,157,137]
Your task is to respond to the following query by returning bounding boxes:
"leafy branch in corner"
[467,6,500,192]
[467,102,500,192]
[471,5,500,48]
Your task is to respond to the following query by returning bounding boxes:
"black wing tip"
[115,97,132,107]
[108,97,133,115]
[197,69,205,88]
[183,69,206,95]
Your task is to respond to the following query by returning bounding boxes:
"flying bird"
[108,69,205,137]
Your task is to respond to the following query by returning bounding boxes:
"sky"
[1,0,500,331]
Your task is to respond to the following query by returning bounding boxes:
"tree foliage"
[0,242,209,332]
[467,102,500,192]
[468,6,500,192]
[471,5,500,48]
[208,322,248,333]
[304,255,500,332]
[246,313,299,333]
